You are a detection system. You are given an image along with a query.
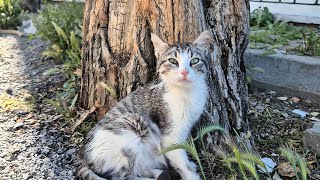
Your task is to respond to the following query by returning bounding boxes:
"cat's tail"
[75,159,106,180]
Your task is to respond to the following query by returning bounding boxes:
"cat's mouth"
[177,77,190,82]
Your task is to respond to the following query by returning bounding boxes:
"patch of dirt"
[0,34,76,179]
[248,89,320,179]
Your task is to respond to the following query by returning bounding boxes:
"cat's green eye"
[190,58,200,65]
[168,58,179,66]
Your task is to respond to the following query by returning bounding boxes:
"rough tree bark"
[80,0,251,145]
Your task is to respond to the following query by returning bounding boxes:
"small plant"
[34,1,83,121]
[0,0,22,29]
[161,124,269,180]
[160,124,226,180]
[295,29,320,56]
[42,21,81,71]
[250,7,274,28]
[279,147,308,180]
[246,66,264,85]
[216,139,271,180]
[33,1,83,46]
[46,75,79,121]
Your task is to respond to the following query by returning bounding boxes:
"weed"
[279,147,309,180]
[250,7,320,57]
[250,7,274,28]
[46,74,79,121]
[33,1,83,46]
[295,28,320,56]
[246,66,264,85]
[0,0,22,29]
[161,124,268,180]
[42,22,81,72]
[217,140,268,180]
[34,1,83,121]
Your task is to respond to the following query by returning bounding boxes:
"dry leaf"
[291,97,300,103]
[71,106,96,132]
[73,68,82,76]
[278,162,299,178]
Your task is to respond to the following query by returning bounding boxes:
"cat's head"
[151,31,211,89]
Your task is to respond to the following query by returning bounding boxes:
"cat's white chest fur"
[164,83,208,141]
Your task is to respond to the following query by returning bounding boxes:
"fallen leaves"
[71,106,96,132]
[278,162,300,178]
[291,97,300,103]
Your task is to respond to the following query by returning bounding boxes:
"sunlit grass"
[0,93,34,112]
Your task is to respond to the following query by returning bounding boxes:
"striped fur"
[77,31,212,180]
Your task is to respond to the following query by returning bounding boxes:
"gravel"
[0,34,77,179]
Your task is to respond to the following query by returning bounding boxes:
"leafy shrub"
[34,1,83,121]
[34,1,83,46]
[0,0,22,29]
[34,1,83,65]
[295,28,320,56]
[250,7,274,28]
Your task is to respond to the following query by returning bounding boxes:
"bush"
[34,1,83,46]
[0,0,22,29]
[34,1,84,121]
[250,7,274,28]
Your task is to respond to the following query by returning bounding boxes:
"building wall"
[250,0,320,24]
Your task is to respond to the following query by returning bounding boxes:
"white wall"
[250,1,320,24]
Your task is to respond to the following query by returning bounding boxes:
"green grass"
[0,93,34,112]
[250,7,320,56]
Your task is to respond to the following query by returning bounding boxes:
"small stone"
[303,121,320,154]
[265,98,270,103]
[281,112,289,118]
[304,99,312,104]
[310,117,320,121]
[277,96,288,101]
[267,91,276,95]
[311,112,320,117]
[22,173,29,179]
[13,122,24,130]
[271,153,278,157]
[291,97,300,103]
[66,148,76,155]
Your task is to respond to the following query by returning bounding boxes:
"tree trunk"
[80,0,251,144]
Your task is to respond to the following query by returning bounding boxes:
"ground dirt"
[0,34,77,179]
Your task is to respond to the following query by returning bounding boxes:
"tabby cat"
[77,30,212,180]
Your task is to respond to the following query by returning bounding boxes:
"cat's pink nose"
[181,70,189,77]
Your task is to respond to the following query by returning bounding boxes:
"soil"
[248,89,320,179]
[0,34,77,179]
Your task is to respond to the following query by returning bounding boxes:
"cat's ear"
[151,33,169,58]
[193,30,212,49]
